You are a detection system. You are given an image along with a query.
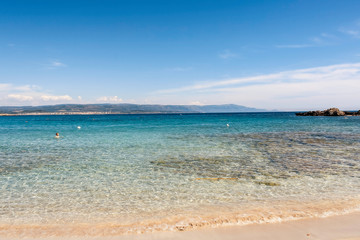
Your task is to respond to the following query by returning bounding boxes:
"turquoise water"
[0,113,360,236]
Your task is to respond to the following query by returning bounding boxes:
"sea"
[0,112,359,238]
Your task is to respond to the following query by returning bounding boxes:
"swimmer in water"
[55,132,60,138]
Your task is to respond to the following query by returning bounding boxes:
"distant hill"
[0,103,266,115]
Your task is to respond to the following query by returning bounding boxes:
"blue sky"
[1,0,360,110]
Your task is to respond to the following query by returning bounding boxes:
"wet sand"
[113,212,360,240]
[2,212,359,240]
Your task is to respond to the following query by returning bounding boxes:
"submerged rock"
[296,108,360,116]
[254,181,280,186]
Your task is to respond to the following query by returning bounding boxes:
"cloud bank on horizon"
[1,62,360,111]
[152,62,360,110]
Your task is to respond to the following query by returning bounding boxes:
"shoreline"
[0,112,178,116]
[0,196,359,239]
[1,212,359,240]
[110,212,360,240]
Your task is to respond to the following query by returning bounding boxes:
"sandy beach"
[106,212,360,240]
[0,212,358,240]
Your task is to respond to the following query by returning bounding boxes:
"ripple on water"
[0,114,360,237]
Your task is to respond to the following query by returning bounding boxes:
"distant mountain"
[0,103,266,115]
[195,104,263,113]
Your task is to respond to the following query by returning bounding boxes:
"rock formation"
[296,108,360,116]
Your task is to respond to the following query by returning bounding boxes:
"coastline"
[122,212,360,240]
[1,212,359,240]
[0,112,174,116]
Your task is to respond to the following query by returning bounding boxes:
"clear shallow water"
[0,113,359,237]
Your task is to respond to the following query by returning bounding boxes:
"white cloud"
[45,60,67,69]
[0,84,39,94]
[279,20,360,50]
[338,20,360,39]
[41,95,72,101]
[97,96,123,103]
[156,73,283,94]
[7,94,34,101]
[276,44,312,49]
[167,67,192,72]
[52,61,66,67]
[339,28,360,38]
[0,84,12,91]
[0,83,74,105]
[277,32,338,49]
[219,49,237,59]
[189,101,205,105]
[310,37,322,44]
[14,85,41,91]
[153,63,360,110]
[320,33,334,38]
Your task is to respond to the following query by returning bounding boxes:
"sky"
[1,0,360,110]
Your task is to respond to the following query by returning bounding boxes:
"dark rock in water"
[324,108,345,116]
[343,110,360,116]
[296,108,360,116]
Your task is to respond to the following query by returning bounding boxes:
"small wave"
[1,198,359,238]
